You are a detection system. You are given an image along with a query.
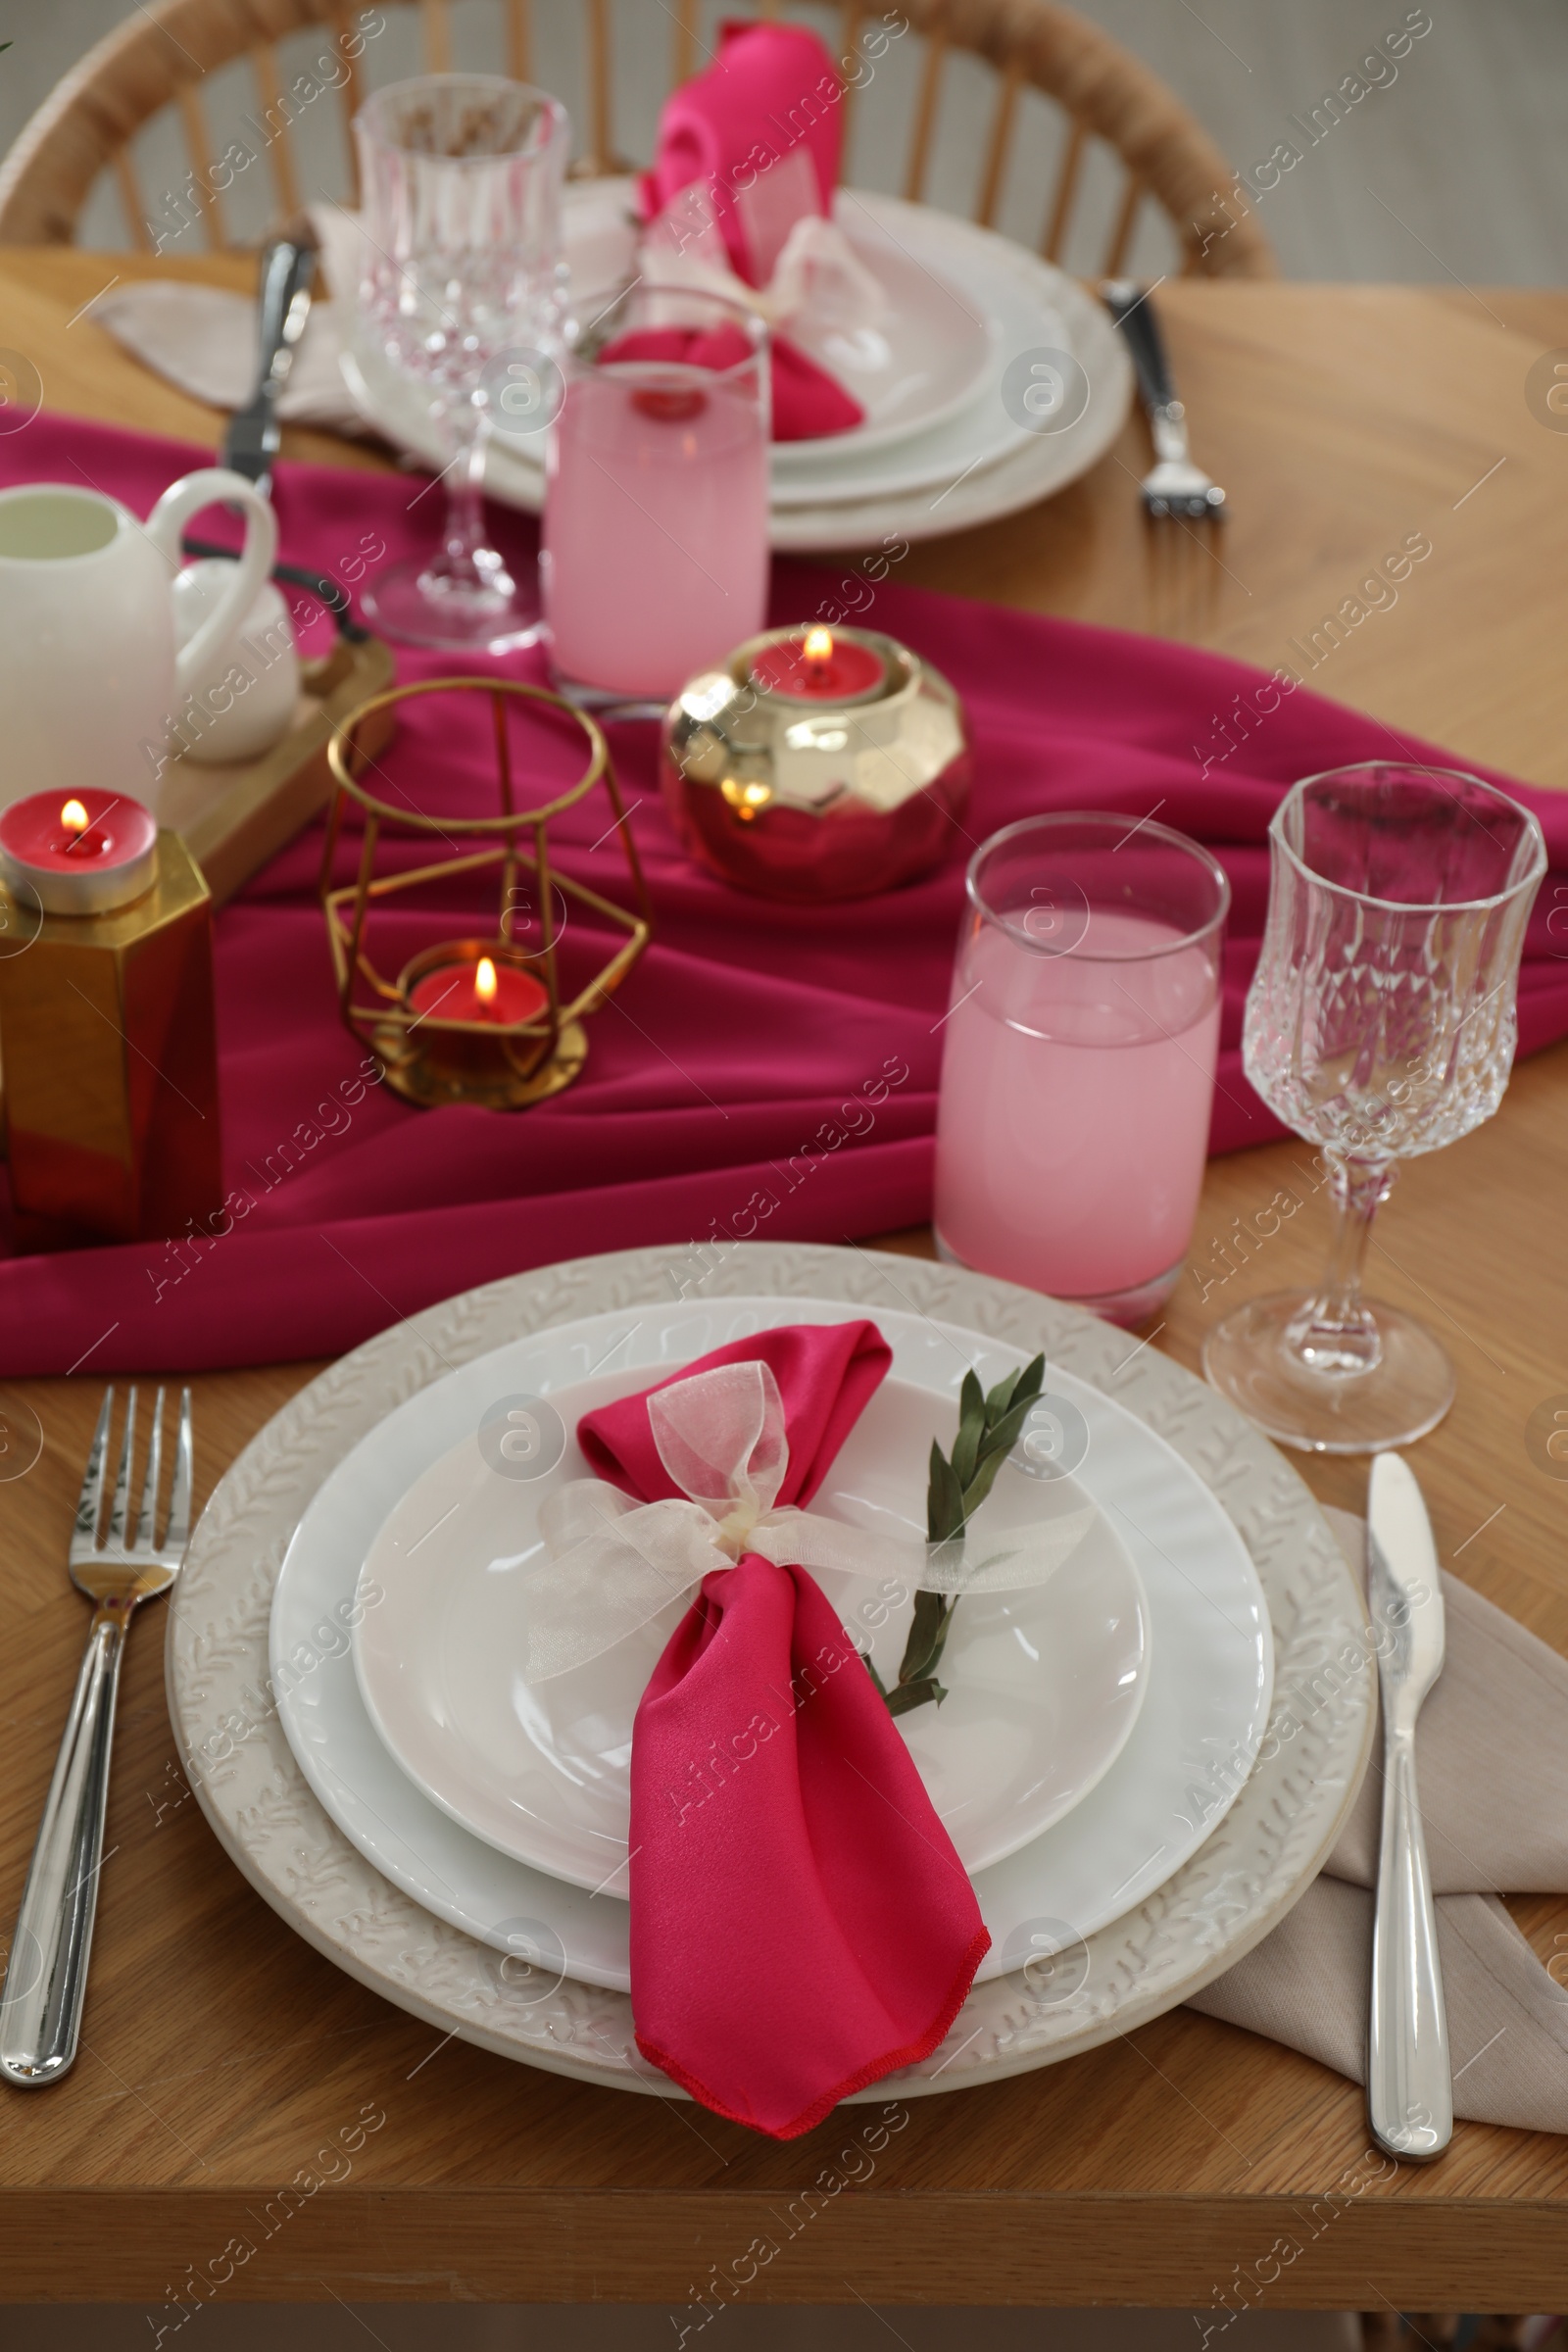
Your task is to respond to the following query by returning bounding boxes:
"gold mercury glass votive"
[321,677,651,1110]
[661,624,972,901]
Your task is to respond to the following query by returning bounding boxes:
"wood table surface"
[1,248,1567,2311]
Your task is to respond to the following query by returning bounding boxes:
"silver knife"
[1366,1450,1451,2160]
[221,225,318,498]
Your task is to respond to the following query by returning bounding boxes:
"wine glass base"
[1201,1290,1456,1454]
[362,556,543,653]
[546,662,673,723]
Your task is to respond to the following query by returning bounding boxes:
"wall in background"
[0,0,1563,285]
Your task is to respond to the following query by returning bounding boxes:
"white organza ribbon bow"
[640,151,890,351]
[520,1360,1097,1684]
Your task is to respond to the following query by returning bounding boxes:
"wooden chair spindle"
[327,8,363,204]
[903,26,948,204]
[1102,172,1144,275]
[506,0,534,83]
[974,57,1023,229]
[250,46,304,222]
[837,3,867,171]
[1041,116,1086,262]
[672,0,701,85]
[421,0,453,74]
[112,146,154,252]
[175,82,226,249]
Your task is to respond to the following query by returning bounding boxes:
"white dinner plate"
[351,1367,1149,1886]
[336,187,1132,549]
[269,1297,1272,1990]
[171,1243,1373,2102]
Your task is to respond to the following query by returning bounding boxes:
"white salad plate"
[350,1364,1150,1886]
[335,185,1132,551]
[170,1244,1373,2102]
[763,194,996,459]
[264,1292,1274,1992]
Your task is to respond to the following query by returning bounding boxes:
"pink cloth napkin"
[2,414,1568,1376]
[639,21,866,441]
[578,1321,990,2138]
[597,323,862,440]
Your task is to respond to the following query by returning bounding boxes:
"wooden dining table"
[2,244,1567,2314]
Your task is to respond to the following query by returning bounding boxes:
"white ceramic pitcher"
[0,466,278,813]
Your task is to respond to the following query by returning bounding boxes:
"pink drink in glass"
[543,289,769,700]
[934,814,1230,1324]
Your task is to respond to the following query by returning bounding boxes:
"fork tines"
[74,1386,194,1564]
[1145,485,1227,521]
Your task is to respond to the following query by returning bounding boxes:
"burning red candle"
[749,626,886,704]
[407,952,548,1027]
[0,788,158,915]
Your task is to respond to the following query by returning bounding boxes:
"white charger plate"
[170,1246,1372,2102]
[351,1363,1150,1886]
[337,188,1132,550]
[266,1296,1273,1991]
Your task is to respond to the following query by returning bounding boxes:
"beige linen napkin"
[1190,1506,1568,2132]
[92,203,368,437]
[92,280,366,436]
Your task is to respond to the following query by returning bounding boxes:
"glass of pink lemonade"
[934,811,1231,1325]
[542,284,770,705]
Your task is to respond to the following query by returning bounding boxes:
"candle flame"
[475,956,498,1005]
[60,799,90,836]
[720,776,773,823]
[803,627,834,664]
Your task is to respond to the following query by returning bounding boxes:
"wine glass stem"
[446,417,486,572]
[426,400,511,597]
[1288,1152,1396,1376]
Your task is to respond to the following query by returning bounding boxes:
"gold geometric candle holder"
[322,677,651,1111]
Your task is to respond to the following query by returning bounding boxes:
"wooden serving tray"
[158,631,396,907]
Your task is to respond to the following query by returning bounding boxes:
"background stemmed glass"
[353,74,568,652]
[1203,761,1546,1453]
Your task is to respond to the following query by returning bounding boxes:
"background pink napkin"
[638,20,866,440]
[597,322,862,440]
[641,22,841,260]
[579,1321,991,2137]
[2,416,1567,1375]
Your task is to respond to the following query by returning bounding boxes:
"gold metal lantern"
[322,677,651,1110]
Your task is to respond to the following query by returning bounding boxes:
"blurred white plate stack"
[331,181,1134,552]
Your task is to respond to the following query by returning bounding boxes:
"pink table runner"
[2,414,1565,1376]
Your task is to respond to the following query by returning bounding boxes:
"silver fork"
[0,1386,193,2087]
[1102,279,1226,520]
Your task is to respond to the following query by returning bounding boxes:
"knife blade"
[221,228,318,498]
[1366,1450,1451,2161]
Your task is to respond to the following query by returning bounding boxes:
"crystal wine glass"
[1203,762,1546,1452]
[352,74,568,652]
